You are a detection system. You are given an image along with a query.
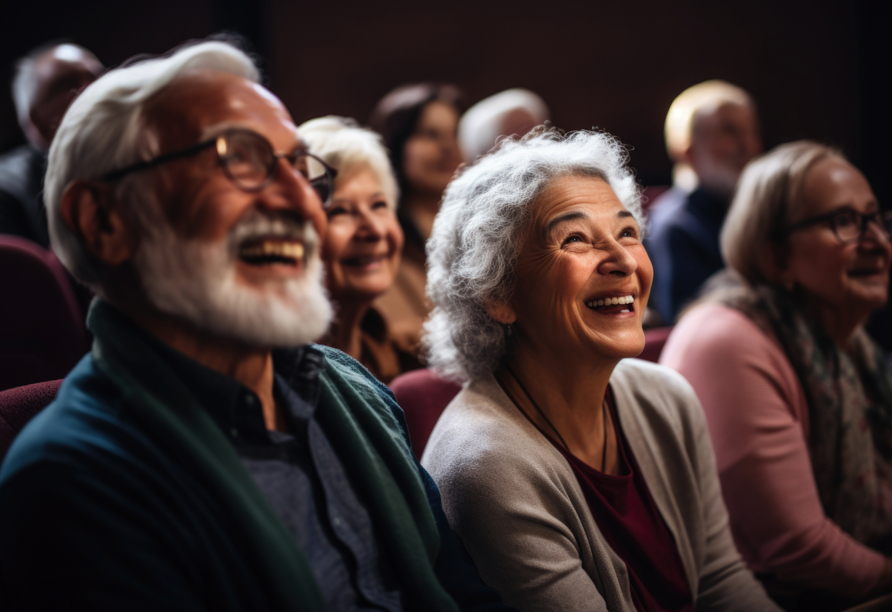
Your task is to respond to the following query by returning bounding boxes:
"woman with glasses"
[661,141,892,609]
[299,116,420,383]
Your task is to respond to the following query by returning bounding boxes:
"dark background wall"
[1,0,888,201]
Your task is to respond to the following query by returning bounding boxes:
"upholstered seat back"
[0,236,88,390]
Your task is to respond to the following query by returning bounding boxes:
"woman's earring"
[505,323,513,337]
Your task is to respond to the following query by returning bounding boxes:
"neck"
[497,346,621,473]
[123,302,285,431]
[403,191,442,241]
[817,303,865,348]
[322,299,370,361]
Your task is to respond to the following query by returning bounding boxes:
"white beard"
[133,211,333,349]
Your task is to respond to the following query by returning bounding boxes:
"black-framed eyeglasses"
[775,208,892,244]
[102,128,338,208]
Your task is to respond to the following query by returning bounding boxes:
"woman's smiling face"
[495,174,652,365]
[321,168,403,303]
[779,156,891,337]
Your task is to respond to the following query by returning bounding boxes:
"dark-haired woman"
[368,83,463,349]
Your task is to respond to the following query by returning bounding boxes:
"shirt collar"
[108,311,326,441]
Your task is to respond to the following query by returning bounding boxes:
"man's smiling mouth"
[238,239,305,266]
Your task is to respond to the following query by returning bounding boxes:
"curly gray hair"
[423,127,643,382]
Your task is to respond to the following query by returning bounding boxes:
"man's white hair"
[297,116,400,211]
[424,127,642,382]
[458,88,550,162]
[44,40,259,296]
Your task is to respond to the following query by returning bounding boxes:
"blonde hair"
[721,140,839,285]
[664,80,754,162]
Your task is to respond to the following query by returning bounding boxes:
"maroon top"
[537,391,694,612]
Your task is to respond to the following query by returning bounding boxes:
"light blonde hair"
[721,140,839,285]
[664,80,754,161]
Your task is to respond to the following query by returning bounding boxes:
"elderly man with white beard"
[0,40,512,612]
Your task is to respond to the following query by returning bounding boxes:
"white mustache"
[227,211,317,254]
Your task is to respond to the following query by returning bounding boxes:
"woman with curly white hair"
[420,127,780,611]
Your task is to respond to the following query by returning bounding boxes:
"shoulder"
[313,344,412,440]
[0,354,202,534]
[1,355,129,480]
[0,145,38,190]
[613,357,696,399]
[661,303,784,375]
[422,377,571,498]
[647,198,688,244]
[611,358,706,438]
[315,344,398,405]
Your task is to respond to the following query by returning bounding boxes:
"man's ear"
[60,180,134,266]
[486,300,516,325]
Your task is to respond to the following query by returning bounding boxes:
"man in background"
[458,88,549,162]
[645,80,762,323]
[0,42,103,247]
[0,39,510,611]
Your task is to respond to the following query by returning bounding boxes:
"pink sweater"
[660,303,884,598]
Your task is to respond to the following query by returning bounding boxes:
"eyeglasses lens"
[218,131,332,206]
[302,155,332,205]
[832,211,892,243]
[832,212,860,242]
[218,131,271,190]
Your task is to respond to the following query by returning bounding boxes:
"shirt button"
[244,394,256,406]
[332,516,342,527]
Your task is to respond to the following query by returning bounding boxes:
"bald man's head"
[13,43,104,149]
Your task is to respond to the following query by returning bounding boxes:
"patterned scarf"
[715,272,892,547]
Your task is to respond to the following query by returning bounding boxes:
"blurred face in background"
[28,44,104,149]
[688,102,762,197]
[322,168,403,304]
[780,156,891,337]
[402,101,462,197]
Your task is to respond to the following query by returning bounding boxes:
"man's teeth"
[240,241,304,261]
[586,295,634,308]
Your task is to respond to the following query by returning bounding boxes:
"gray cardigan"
[421,358,780,612]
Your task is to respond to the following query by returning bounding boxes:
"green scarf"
[88,300,458,611]
[714,272,892,547]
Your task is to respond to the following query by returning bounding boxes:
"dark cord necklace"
[505,366,610,471]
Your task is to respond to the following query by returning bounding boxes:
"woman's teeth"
[586,295,634,308]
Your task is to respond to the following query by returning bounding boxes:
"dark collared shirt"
[153,339,402,611]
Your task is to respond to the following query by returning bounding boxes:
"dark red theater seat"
[639,326,673,363]
[0,378,62,462]
[389,369,461,459]
[0,236,89,391]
